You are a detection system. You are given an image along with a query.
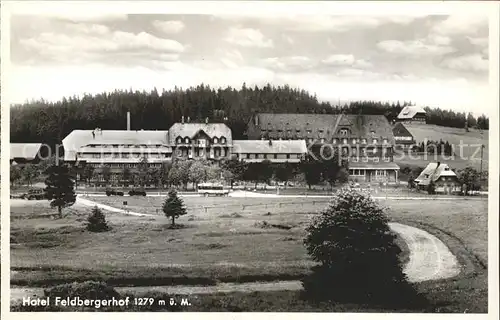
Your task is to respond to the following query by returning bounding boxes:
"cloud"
[441,54,488,72]
[224,27,274,48]
[215,15,422,32]
[282,34,294,45]
[152,20,185,34]
[377,39,455,56]
[321,54,372,68]
[65,23,110,35]
[427,34,451,46]
[46,13,128,23]
[432,15,487,36]
[260,56,314,72]
[219,49,245,69]
[467,36,488,47]
[20,30,185,54]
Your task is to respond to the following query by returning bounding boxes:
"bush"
[427,181,436,195]
[44,281,120,301]
[301,189,424,308]
[86,206,110,232]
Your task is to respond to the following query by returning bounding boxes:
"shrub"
[301,189,423,308]
[86,206,110,232]
[44,281,120,301]
[162,189,187,226]
[427,181,436,195]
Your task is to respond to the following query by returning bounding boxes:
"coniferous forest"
[10,83,489,151]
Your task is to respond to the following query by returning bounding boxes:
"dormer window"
[220,137,226,144]
[383,139,388,144]
[176,137,182,144]
[320,138,325,143]
[343,138,347,144]
[339,128,349,135]
[361,138,367,144]
[213,137,219,144]
[184,137,190,144]
[352,139,357,144]
[444,167,449,171]
[333,139,337,144]
[306,129,312,134]
[372,139,378,144]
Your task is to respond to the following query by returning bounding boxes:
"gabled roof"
[392,122,414,138]
[253,113,338,139]
[167,123,232,145]
[232,140,308,154]
[10,143,43,160]
[332,114,395,144]
[62,130,169,161]
[397,106,427,119]
[414,162,457,186]
[251,113,395,143]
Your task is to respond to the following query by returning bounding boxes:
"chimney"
[254,114,259,126]
[437,161,441,168]
[205,117,209,124]
[182,116,185,124]
[268,139,272,146]
[187,116,190,123]
[127,112,131,131]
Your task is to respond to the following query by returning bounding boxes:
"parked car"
[22,189,46,200]
[106,188,124,196]
[128,188,146,196]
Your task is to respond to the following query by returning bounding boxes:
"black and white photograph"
[1,0,498,316]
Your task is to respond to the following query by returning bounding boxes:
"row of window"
[339,169,393,176]
[350,157,392,162]
[87,144,166,148]
[175,137,227,145]
[80,153,171,159]
[261,136,389,145]
[235,153,301,160]
[87,163,163,168]
[176,149,229,157]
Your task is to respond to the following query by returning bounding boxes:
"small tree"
[22,165,38,187]
[44,164,77,218]
[302,189,421,307]
[101,165,112,186]
[86,206,110,232]
[10,165,22,188]
[427,180,436,194]
[162,189,187,226]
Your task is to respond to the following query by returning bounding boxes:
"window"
[286,154,290,159]
[343,139,348,144]
[352,139,357,144]
[383,139,388,144]
[340,129,348,135]
[176,137,182,144]
[246,154,250,159]
[320,138,325,143]
[373,139,378,144]
[361,138,367,144]
[307,129,312,134]
[213,137,219,144]
[273,154,278,159]
[296,129,301,133]
[318,129,324,134]
[333,139,337,144]
[220,137,226,144]
[287,129,292,135]
[184,137,190,143]
[264,154,268,159]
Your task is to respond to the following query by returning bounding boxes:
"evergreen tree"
[302,189,422,307]
[44,164,77,218]
[87,206,110,232]
[162,189,187,226]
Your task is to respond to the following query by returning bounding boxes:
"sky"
[8,12,490,115]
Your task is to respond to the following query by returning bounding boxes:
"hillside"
[398,123,489,171]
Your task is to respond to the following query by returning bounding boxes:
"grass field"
[400,123,489,171]
[10,195,488,312]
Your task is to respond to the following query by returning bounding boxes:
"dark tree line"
[414,139,454,156]
[424,107,489,130]
[10,83,489,153]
